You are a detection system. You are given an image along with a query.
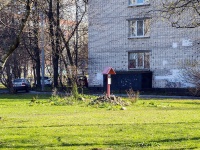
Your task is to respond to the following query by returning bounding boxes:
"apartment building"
[88,0,200,91]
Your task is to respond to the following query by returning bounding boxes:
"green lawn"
[0,94,200,149]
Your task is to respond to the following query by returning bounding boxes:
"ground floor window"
[128,52,150,69]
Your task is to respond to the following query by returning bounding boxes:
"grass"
[0,94,200,149]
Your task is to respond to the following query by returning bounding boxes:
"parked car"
[35,76,52,87]
[36,76,52,86]
[41,76,52,86]
[12,78,31,92]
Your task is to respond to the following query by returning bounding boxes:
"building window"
[128,52,150,69]
[129,0,149,6]
[128,19,151,38]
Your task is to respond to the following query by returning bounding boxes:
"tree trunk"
[34,53,41,88]
[33,0,41,89]
[53,0,61,88]
[48,0,58,88]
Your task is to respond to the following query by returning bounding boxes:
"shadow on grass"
[61,136,200,149]
[151,136,200,143]
[2,121,200,130]
[0,144,54,149]
[156,107,200,111]
[161,101,200,105]
[1,135,200,149]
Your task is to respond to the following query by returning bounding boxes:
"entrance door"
[103,71,152,91]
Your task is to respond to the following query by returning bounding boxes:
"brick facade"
[88,0,200,89]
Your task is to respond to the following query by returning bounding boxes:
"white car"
[41,76,52,86]
[35,76,52,87]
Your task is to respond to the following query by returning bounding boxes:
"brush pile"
[89,95,129,106]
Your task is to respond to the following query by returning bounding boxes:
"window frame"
[128,18,151,38]
[128,0,150,7]
[128,51,150,70]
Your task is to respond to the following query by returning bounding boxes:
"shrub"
[126,88,139,103]
[181,65,200,96]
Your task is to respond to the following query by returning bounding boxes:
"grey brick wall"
[88,0,200,88]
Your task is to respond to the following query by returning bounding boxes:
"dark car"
[12,78,31,92]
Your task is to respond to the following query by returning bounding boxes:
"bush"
[188,87,200,97]
[126,88,139,103]
[182,66,200,97]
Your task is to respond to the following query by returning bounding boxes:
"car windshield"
[13,79,24,82]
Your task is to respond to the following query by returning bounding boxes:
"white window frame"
[129,20,144,37]
[128,18,150,38]
[128,0,149,6]
[137,20,144,36]
[128,52,150,70]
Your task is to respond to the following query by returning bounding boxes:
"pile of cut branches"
[89,95,129,107]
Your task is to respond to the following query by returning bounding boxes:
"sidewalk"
[131,94,199,99]
[1,89,200,99]
[92,93,200,99]
[0,90,8,94]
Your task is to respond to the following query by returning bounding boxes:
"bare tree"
[0,0,88,95]
[22,0,42,88]
[47,0,61,88]
[182,66,200,96]
[0,0,33,70]
[0,0,33,92]
[157,0,200,28]
[0,0,11,11]
[45,0,88,93]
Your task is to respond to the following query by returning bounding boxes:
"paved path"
[0,90,8,94]
[128,94,199,99]
[0,90,199,99]
[93,94,200,100]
